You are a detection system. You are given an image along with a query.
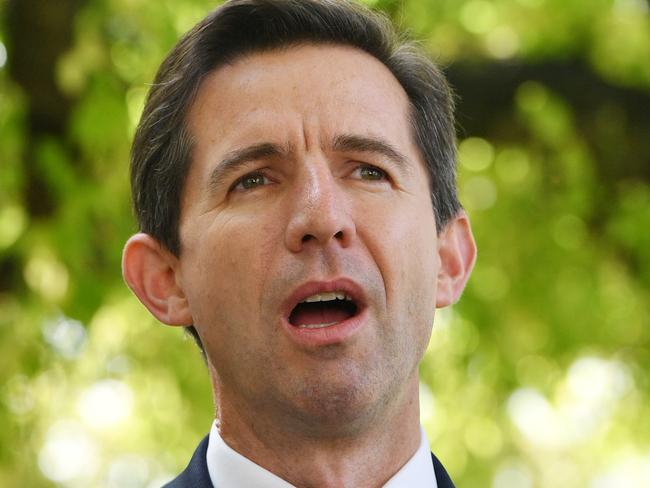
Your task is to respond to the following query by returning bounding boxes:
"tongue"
[290,302,352,326]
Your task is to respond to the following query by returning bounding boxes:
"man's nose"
[284,165,356,253]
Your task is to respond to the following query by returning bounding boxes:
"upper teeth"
[301,291,351,303]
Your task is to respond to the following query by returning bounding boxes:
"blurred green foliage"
[1,0,649,486]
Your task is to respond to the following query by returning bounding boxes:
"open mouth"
[288,291,359,329]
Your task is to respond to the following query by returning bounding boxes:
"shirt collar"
[383,426,438,488]
[206,420,293,488]
[206,421,438,488]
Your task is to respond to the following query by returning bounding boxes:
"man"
[122,0,476,486]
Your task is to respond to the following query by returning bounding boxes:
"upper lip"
[281,278,367,321]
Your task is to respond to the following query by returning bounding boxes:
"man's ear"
[436,211,477,308]
[122,233,193,326]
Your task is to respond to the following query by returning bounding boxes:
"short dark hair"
[130,0,461,351]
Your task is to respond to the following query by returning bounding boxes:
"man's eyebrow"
[331,134,411,170]
[208,142,288,192]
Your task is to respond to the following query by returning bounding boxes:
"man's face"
[178,45,441,432]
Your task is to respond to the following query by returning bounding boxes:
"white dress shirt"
[206,420,438,487]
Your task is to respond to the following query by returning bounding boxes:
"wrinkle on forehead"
[187,44,412,141]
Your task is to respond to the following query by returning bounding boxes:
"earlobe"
[122,233,193,326]
[435,211,477,308]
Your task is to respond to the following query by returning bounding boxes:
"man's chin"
[278,376,391,438]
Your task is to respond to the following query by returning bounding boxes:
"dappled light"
[1,0,648,486]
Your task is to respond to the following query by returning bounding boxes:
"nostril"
[302,231,343,243]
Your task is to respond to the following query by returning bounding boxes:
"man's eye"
[357,165,387,181]
[234,172,269,191]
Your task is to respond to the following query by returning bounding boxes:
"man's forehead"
[185,44,413,154]
[188,44,409,116]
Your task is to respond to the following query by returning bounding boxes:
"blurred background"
[0,0,648,486]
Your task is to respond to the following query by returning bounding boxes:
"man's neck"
[215,377,422,487]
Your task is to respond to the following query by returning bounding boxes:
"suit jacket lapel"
[163,435,212,488]
[431,452,456,488]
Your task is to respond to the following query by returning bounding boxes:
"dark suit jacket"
[164,435,456,487]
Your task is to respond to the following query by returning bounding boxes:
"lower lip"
[281,308,368,348]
